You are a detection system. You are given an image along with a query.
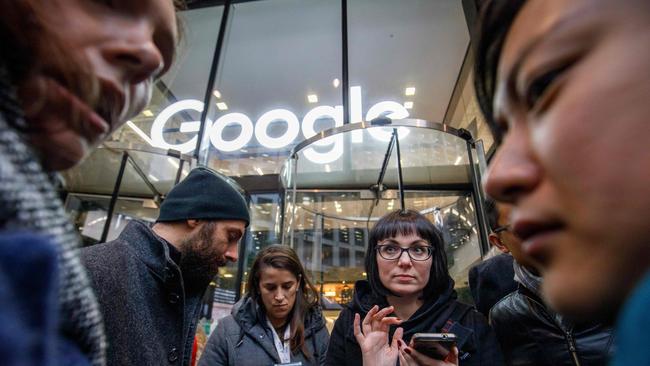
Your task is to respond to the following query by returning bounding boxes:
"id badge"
[274,363,302,366]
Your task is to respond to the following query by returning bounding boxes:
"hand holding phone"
[410,333,457,361]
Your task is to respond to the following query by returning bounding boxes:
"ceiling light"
[454,156,462,165]
[147,174,159,182]
[332,78,340,88]
[213,90,221,99]
[404,101,413,109]
[325,164,331,173]
[255,167,264,175]
[223,273,233,278]
[307,94,318,103]
[142,110,154,117]
[405,87,416,96]
[216,102,228,110]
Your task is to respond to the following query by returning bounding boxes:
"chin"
[388,285,423,297]
[542,269,622,325]
[35,135,90,171]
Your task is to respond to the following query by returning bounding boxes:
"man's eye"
[524,63,571,110]
[92,0,115,8]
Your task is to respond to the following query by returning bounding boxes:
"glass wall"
[63,0,491,324]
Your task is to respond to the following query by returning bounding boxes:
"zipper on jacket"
[565,331,581,366]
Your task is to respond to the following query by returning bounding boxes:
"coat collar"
[117,220,178,282]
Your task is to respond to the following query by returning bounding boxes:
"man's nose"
[483,128,542,204]
[101,31,164,85]
[225,243,239,263]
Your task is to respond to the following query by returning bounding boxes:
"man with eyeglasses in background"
[468,198,519,318]
[484,200,614,366]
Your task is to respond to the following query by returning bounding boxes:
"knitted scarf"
[0,65,106,365]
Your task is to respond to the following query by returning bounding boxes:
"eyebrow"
[499,7,589,113]
[380,239,430,246]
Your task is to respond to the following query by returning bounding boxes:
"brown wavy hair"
[246,245,320,360]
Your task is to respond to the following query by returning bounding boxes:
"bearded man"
[82,167,249,366]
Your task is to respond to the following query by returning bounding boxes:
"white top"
[267,318,292,363]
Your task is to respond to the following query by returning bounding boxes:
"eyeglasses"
[376,244,433,261]
[493,225,511,234]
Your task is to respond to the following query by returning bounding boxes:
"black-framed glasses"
[376,244,433,261]
[493,225,511,234]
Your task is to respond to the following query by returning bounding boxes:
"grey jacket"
[199,296,329,366]
[82,220,208,366]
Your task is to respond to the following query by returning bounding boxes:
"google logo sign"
[148,86,410,164]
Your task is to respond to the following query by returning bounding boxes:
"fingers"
[353,313,365,344]
[443,346,459,365]
[391,327,404,350]
[399,347,414,366]
[362,305,379,335]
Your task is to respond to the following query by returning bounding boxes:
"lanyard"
[267,319,292,363]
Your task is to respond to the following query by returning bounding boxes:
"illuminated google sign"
[149,86,410,164]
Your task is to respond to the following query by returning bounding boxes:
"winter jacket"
[325,280,504,366]
[82,220,209,366]
[468,253,517,318]
[0,64,105,365]
[610,271,650,366]
[490,285,614,366]
[199,296,330,366]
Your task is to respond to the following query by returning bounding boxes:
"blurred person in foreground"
[199,245,329,366]
[0,0,179,364]
[487,203,614,365]
[82,167,249,366]
[326,210,503,366]
[474,0,650,365]
[468,199,517,318]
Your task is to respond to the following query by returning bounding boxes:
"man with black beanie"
[82,167,250,366]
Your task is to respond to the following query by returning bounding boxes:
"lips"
[512,218,565,266]
[393,274,416,281]
[95,78,126,132]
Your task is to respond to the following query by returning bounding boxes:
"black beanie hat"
[157,167,250,225]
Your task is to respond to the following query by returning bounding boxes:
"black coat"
[490,285,614,366]
[82,220,209,366]
[325,280,504,366]
[468,254,517,317]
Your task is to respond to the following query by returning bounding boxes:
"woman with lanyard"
[199,245,329,366]
[326,210,503,366]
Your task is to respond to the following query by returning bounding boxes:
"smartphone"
[411,333,457,360]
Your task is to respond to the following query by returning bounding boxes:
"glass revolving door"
[281,118,489,307]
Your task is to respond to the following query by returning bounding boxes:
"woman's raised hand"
[353,305,403,366]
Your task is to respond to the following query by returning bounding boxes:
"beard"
[178,222,228,292]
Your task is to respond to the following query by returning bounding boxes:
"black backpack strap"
[441,302,472,333]
[441,302,475,361]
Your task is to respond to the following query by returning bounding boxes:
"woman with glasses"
[199,245,329,366]
[325,210,503,366]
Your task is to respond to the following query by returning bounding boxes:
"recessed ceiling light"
[307,94,318,103]
[405,87,416,96]
[142,110,154,117]
[216,102,228,110]
[213,90,221,99]
[404,101,413,109]
[332,78,340,88]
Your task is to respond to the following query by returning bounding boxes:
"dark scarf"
[0,64,106,365]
